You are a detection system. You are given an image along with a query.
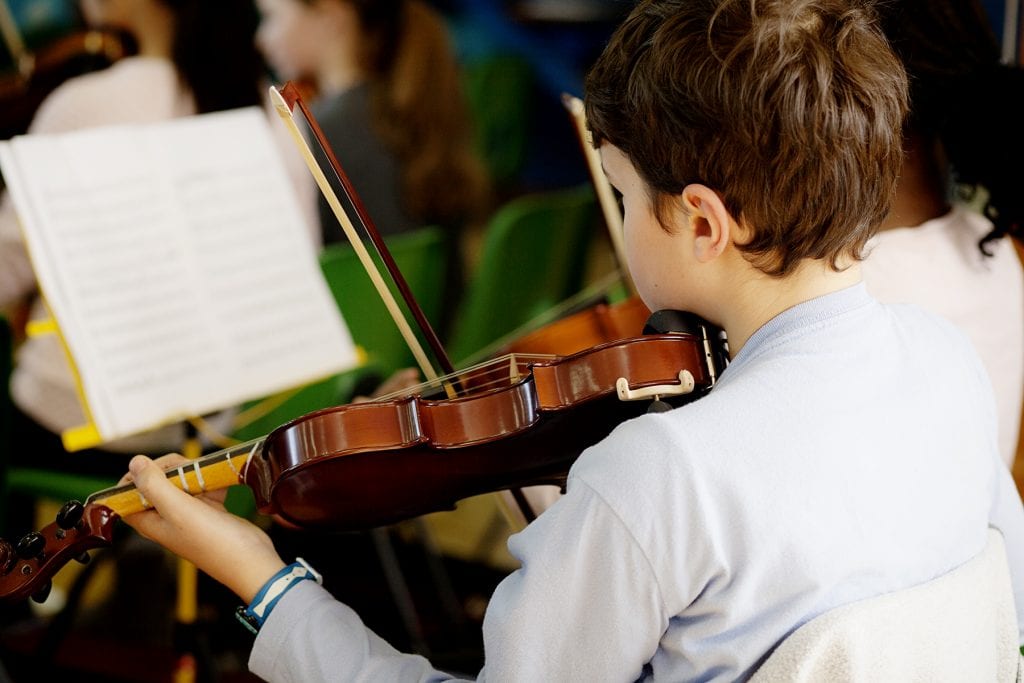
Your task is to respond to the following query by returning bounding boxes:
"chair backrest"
[750,527,1021,682]
[445,184,598,365]
[318,224,451,377]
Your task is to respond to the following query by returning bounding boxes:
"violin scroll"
[0,501,117,603]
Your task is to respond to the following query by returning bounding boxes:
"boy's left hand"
[120,454,286,603]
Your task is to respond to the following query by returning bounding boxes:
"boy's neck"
[718,260,862,357]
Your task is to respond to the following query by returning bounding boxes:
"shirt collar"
[719,281,874,382]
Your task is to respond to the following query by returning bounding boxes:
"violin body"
[243,328,722,530]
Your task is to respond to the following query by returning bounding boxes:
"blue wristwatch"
[235,557,322,635]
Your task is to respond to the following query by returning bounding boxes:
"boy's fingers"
[128,455,199,523]
[151,453,190,469]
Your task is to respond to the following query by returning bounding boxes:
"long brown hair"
[351,0,490,229]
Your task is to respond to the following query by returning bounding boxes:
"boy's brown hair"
[585,0,909,276]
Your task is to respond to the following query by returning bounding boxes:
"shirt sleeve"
[478,479,667,681]
[250,579,468,683]
[249,480,667,682]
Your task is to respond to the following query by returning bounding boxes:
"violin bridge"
[509,353,521,383]
[615,370,695,403]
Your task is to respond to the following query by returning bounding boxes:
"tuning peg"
[15,532,45,561]
[30,580,52,604]
[56,500,85,530]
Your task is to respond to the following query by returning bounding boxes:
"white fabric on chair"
[751,527,1020,682]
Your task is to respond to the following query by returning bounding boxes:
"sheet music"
[0,107,360,442]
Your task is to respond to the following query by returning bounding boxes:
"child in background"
[254,0,490,245]
[0,0,289,481]
[254,0,490,343]
[120,0,1024,679]
[864,0,1024,470]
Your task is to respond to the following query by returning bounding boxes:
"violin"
[0,308,723,603]
[244,318,721,529]
[0,83,729,604]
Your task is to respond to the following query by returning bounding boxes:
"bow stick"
[270,83,456,395]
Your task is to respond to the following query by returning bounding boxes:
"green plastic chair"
[445,184,599,366]
[318,225,451,379]
[230,225,452,444]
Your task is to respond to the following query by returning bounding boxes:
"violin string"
[87,353,561,506]
[372,368,529,401]
[372,353,557,402]
[84,437,266,505]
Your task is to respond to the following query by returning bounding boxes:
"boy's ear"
[679,184,732,264]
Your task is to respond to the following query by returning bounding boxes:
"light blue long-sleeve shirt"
[250,282,1024,682]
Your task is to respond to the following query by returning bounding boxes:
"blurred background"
[0,0,1020,682]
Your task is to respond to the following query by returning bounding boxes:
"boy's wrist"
[235,557,323,635]
[238,557,289,604]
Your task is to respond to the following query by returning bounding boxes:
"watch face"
[235,605,261,635]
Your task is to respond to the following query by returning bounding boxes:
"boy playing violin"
[121,0,1024,679]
